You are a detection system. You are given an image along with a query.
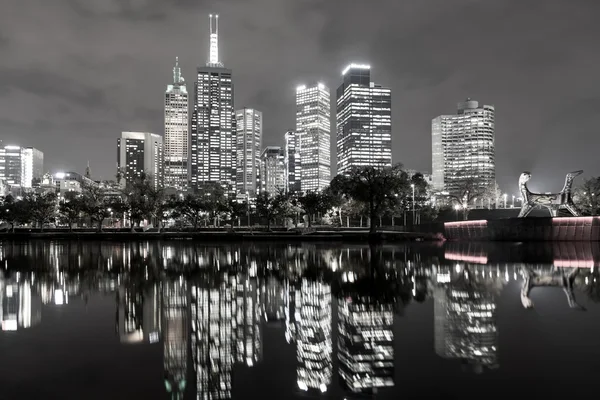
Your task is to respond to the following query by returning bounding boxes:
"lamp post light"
[411,183,415,225]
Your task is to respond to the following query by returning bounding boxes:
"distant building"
[284,130,301,193]
[190,15,236,194]
[236,108,262,196]
[296,84,331,192]
[336,64,392,174]
[0,145,43,188]
[431,99,495,194]
[260,146,285,195]
[52,171,98,195]
[164,57,189,191]
[117,131,164,189]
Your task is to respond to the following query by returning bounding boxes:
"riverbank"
[0,229,440,242]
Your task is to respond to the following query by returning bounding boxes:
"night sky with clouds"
[1,0,599,195]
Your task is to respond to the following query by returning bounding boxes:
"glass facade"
[235,108,262,196]
[284,131,301,194]
[431,99,495,194]
[0,145,43,188]
[336,65,392,174]
[164,57,189,191]
[259,146,285,195]
[296,84,331,193]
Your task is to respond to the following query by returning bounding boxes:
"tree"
[81,183,111,232]
[445,170,497,220]
[256,192,278,230]
[28,192,57,231]
[331,165,409,233]
[224,198,247,228]
[174,194,206,229]
[298,191,332,227]
[123,171,163,230]
[58,192,84,231]
[574,177,600,216]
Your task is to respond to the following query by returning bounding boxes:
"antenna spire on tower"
[173,56,182,83]
[207,14,223,67]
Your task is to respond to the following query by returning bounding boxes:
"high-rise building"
[260,146,285,195]
[336,64,392,175]
[164,57,189,191]
[296,84,331,192]
[284,130,301,193]
[190,14,236,194]
[235,108,262,196]
[0,145,43,188]
[431,99,495,194]
[117,131,164,189]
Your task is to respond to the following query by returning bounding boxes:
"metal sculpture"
[518,170,583,217]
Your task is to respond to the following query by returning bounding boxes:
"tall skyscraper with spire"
[190,14,236,194]
[164,57,189,190]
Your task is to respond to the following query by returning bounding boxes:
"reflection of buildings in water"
[433,265,499,372]
[284,278,300,343]
[0,273,42,331]
[338,297,394,393]
[191,275,235,399]
[163,278,189,396]
[262,276,285,323]
[117,283,161,344]
[234,273,262,366]
[296,278,332,393]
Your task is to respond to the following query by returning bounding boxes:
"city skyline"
[1,1,599,193]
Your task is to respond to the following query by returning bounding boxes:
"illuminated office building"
[162,279,189,396]
[296,84,331,192]
[338,298,394,393]
[296,278,332,393]
[116,284,161,344]
[0,273,42,331]
[164,57,189,190]
[191,275,235,399]
[117,131,164,189]
[190,14,236,194]
[260,146,285,195]
[336,64,392,174]
[284,131,301,193]
[235,108,262,196]
[0,145,43,188]
[431,99,495,193]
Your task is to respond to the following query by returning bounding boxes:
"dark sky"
[1,0,599,195]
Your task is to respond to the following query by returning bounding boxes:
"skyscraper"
[431,99,495,194]
[235,108,262,196]
[164,57,189,191]
[284,130,301,193]
[117,131,164,189]
[260,146,285,195]
[0,145,43,188]
[336,64,392,175]
[296,84,331,192]
[190,14,236,194]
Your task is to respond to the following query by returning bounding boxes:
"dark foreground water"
[1,240,600,399]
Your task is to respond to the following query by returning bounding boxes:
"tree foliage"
[574,177,600,216]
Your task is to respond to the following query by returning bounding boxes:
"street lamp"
[411,183,415,224]
[503,193,507,209]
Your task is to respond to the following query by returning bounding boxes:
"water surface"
[1,240,599,399]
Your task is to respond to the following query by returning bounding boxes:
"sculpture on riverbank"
[518,170,583,217]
